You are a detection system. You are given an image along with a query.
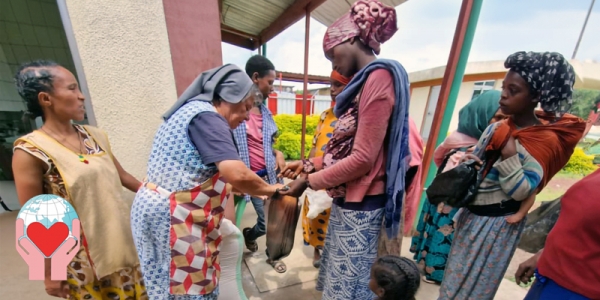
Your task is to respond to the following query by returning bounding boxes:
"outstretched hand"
[278,177,309,198]
[278,161,303,180]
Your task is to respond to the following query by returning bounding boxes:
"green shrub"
[273,114,320,159]
[561,147,598,175]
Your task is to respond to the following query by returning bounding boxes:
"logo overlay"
[16,194,80,281]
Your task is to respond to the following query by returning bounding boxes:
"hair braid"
[373,255,420,300]
[14,60,59,120]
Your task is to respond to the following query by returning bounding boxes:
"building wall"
[449,81,477,132]
[64,0,178,198]
[408,86,430,131]
[409,81,497,139]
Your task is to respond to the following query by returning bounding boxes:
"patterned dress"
[131,101,229,300]
[302,108,336,248]
[314,94,385,300]
[15,125,147,300]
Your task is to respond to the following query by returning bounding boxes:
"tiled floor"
[237,201,530,300]
[0,196,531,300]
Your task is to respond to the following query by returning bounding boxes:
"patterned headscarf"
[504,51,575,117]
[323,0,397,55]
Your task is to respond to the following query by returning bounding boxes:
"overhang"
[219,0,408,50]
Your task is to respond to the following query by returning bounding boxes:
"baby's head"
[369,255,420,300]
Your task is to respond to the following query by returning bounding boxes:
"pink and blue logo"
[16,194,80,280]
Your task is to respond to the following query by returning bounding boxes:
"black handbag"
[426,126,509,208]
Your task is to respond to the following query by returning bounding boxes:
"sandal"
[242,228,258,252]
[266,259,287,273]
[313,259,321,269]
[422,276,439,285]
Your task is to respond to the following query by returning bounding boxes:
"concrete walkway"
[0,197,531,299]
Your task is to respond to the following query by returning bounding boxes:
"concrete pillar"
[162,0,223,96]
[63,0,178,194]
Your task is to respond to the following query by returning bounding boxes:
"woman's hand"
[278,177,308,198]
[515,250,543,285]
[278,161,303,179]
[500,135,517,160]
[45,278,70,298]
[459,154,483,167]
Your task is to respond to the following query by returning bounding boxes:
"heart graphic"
[26,222,69,257]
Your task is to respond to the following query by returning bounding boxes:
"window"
[421,85,441,142]
[471,80,496,100]
[0,0,87,181]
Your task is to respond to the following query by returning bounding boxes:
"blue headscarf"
[334,59,411,238]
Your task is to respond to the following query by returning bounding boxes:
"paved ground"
[0,195,532,299]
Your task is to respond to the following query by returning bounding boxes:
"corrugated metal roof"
[221,0,296,36]
[311,0,408,27]
[219,0,408,50]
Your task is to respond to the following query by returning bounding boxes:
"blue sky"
[222,0,600,89]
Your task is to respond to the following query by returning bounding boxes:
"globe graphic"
[17,194,79,241]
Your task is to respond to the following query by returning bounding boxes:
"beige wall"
[448,82,477,132]
[409,86,430,130]
[65,0,178,197]
[408,82,503,138]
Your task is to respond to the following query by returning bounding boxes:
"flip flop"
[242,228,258,252]
[313,259,321,269]
[267,259,287,273]
[422,276,439,285]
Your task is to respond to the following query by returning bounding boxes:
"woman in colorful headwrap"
[438,51,586,300]
[410,90,506,285]
[130,64,285,299]
[301,70,351,269]
[278,1,412,298]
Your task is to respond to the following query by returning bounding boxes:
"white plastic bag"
[305,189,333,219]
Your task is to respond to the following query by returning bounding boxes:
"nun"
[130,64,285,299]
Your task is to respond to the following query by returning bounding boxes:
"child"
[506,193,536,224]
[369,255,421,300]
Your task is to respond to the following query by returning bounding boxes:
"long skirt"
[66,244,147,299]
[410,201,459,282]
[438,209,526,300]
[316,203,384,300]
[130,188,218,300]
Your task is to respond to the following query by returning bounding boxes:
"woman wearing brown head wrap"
[278,0,413,299]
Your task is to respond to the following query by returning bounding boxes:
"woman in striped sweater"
[438,51,586,300]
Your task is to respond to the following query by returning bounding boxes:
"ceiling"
[219,0,408,50]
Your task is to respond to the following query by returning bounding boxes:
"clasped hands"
[274,160,309,198]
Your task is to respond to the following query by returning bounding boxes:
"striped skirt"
[316,203,384,300]
[438,209,526,300]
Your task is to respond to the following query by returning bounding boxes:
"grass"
[535,172,586,202]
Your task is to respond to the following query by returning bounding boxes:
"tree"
[569,89,600,119]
